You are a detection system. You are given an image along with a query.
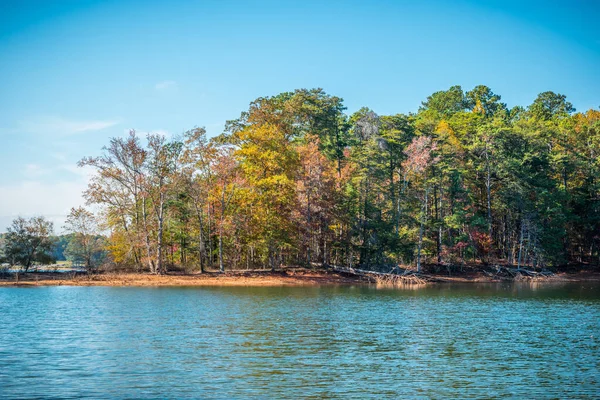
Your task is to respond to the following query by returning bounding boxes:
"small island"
[1,2,599,399]
[2,87,600,285]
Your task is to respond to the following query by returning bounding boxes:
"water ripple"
[0,284,599,398]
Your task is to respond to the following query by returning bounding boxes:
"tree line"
[0,210,106,272]
[2,86,599,274]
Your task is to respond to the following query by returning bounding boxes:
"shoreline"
[1,268,599,287]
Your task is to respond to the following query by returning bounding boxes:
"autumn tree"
[146,134,183,274]
[181,127,219,272]
[63,207,106,272]
[211,147,242,272]
[77,86,600,273]
[234,124,299,269]
[80,131,148,270]
[403,136,440,272]
[295,134,338,266]
[81,131,182,274]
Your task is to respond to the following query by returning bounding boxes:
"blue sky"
[0,0,599,232]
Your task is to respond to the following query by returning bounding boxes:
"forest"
[2,85,600,275]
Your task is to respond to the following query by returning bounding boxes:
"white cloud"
[155,80,177,90]
[51,152,67,162]
[19,116,119,136]
[0,180,88,233]
[19,162,93,180]
[23,163,48,178]
[58,164,94,179]
[2,161,101,232]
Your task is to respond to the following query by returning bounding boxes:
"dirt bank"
[0,269,368,287]
[0,268,598,287]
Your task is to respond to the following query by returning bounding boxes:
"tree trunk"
[485,145,493,239]
[389,156,396,234]
[219,221,224,273]
[517,218,525,271]
[434,184,441,264]
[194,204,206,273]
[157,199,164,274]
[208,203,213,268]
[307,190,312,266]
[142,197,155,273]
[417,187,428,273]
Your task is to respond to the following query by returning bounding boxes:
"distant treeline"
[3,86,600,273]
[0,216,107,272]
[0,231,67,266]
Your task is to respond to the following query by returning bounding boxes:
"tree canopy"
[6,85,596,274]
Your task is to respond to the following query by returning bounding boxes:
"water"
[1,283,599,399]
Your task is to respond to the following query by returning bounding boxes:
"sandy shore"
[1,268,599,287]
[0,269,368,287]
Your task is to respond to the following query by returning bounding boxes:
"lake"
[1,283,599,398]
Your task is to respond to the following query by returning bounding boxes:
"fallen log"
[490,265,555,280]
[330,265,432,285]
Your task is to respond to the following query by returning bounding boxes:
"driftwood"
[330,266,432,285]
[332,264,556,283]
[490,265,554,280]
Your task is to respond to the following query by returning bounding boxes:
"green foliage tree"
[420,85,467,118]
[3,216,55,272]
[465,85,507,117]
[529,91,575,120]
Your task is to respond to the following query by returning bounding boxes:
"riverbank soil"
[0,269,369,287]
[0,266,598,287]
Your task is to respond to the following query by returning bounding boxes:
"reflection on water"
[0,283,599,398]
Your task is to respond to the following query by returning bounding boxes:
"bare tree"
[63,207,105,272]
